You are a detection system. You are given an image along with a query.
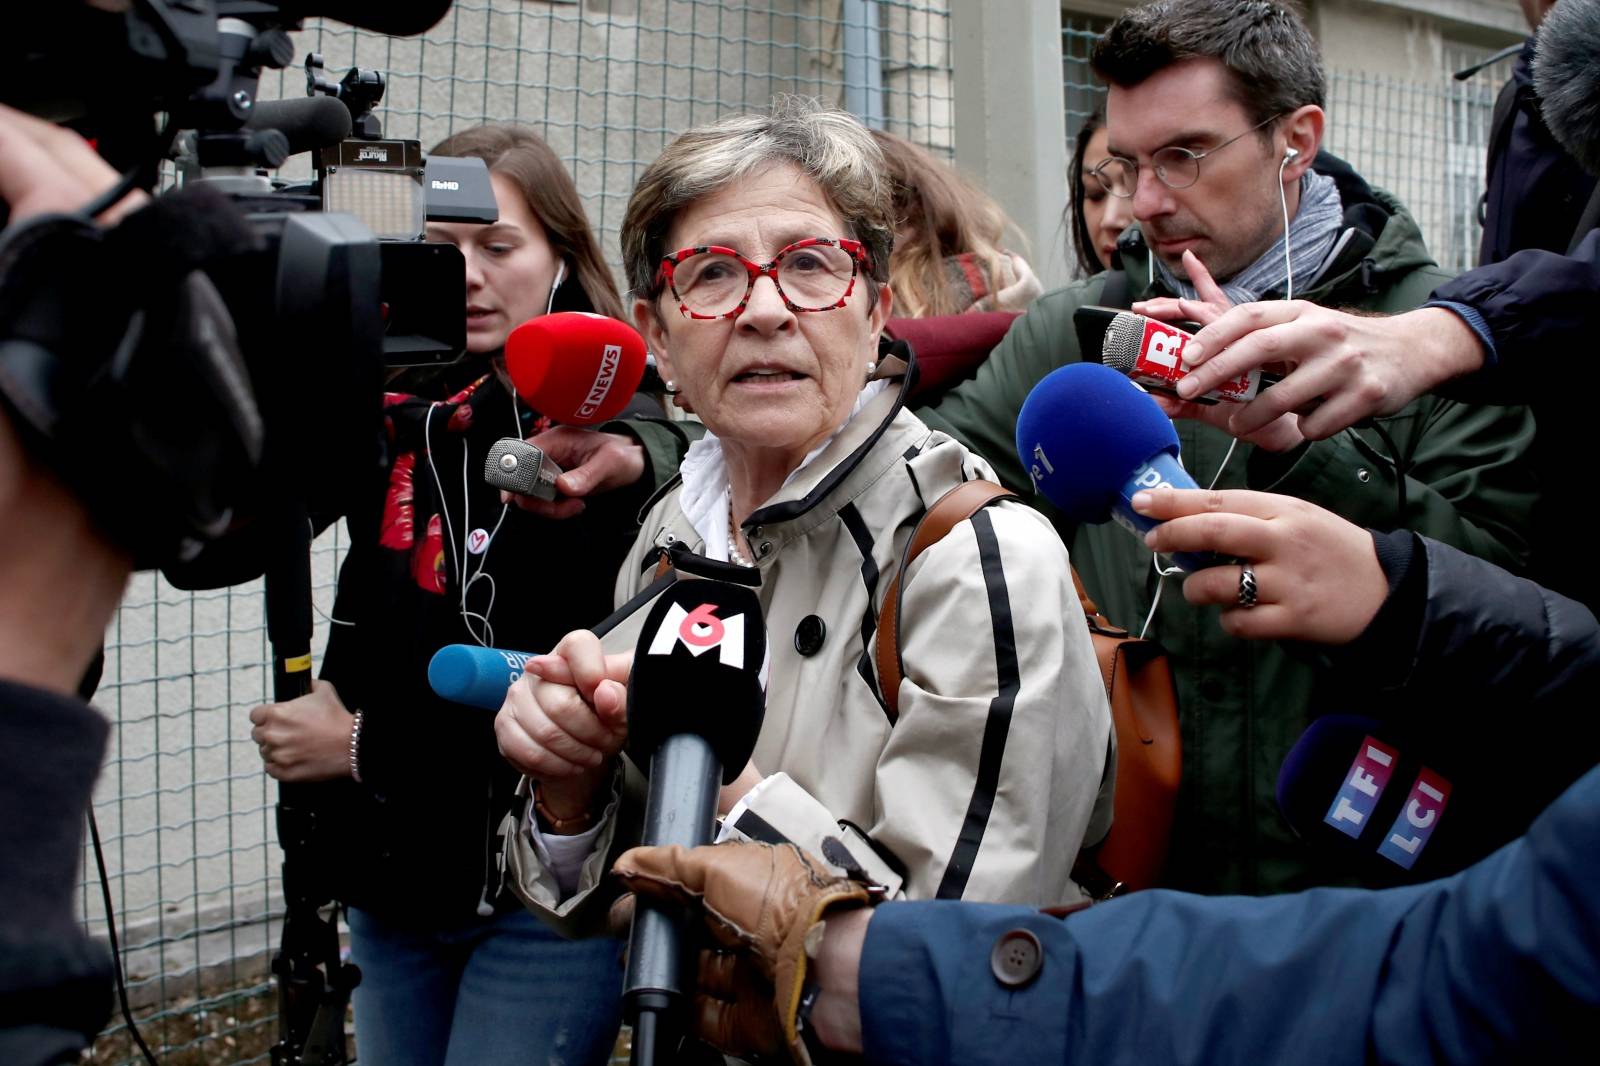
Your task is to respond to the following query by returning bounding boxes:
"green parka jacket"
[914,154,1538,895]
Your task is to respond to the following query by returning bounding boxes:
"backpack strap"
[876,481,1015,722]
[875,480,1127,720]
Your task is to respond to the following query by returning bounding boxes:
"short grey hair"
[620,96,895,299]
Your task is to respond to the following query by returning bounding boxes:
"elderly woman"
[495,99,1110,921]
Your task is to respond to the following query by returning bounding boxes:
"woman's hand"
[1133,250,1306,453]
[0,102,147,224]
[248,680,357,782]
[717,759,765,817]
[495,630,632,819]
[501,426,646,519]
[1133,487,1390,645]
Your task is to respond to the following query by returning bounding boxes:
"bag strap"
[876,480,1115,722]
[876,481,1014,722]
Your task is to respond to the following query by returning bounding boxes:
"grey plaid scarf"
[1154,169,1344,305]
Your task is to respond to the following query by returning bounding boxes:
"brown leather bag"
[875,480,1182,895]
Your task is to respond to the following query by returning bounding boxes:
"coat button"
[990,929,1043,987]
[794,615,827,656]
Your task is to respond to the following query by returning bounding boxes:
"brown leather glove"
[612,841,874,1064]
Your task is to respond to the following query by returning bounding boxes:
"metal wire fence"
[84,8,1509,1064]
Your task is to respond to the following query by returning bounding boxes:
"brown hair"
[1067,109,1108,279]
[620,96,895,301]
[1091,0,1324,129]
[872,129,1020,317]
[429,124,624,321]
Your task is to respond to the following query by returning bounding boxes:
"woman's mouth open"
[733,367,805,384]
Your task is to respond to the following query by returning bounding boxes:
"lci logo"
[1324,735,1452,870]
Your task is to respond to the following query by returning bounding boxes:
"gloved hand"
[611,841,875,1064]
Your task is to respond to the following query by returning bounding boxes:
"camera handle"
[264,507,361,1066]
[307,54,386,140]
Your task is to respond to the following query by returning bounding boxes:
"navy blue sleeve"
[860,763,1600,1066]
[1430,228,1600,402]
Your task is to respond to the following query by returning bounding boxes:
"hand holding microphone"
[1133,487,1390,643]
[493,312,651,517]
[1120,249,1306,451]
[493,629,633,820]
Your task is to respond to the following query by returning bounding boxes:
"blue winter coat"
[858,538,1600,1066]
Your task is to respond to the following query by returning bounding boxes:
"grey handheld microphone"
[484,438,562,500]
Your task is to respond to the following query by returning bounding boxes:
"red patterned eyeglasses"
[655,237,871,320]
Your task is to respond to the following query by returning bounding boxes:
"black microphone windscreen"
[245,97,353,156]
[285,1,455,37]
[1535,0,1600,175]
[626,579,767,784]
[1277,715,1465,885]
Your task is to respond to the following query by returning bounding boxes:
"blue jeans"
[347,905,623,1066]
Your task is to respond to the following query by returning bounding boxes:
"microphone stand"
[624,734,722,1066]
[264,506,360,1066]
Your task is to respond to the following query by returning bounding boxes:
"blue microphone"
[1015,362,1221,570]
[427,644,536,710]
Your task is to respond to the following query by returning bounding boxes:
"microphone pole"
[264,504,359,1066]
[627,734,722,1065]
[620,579,768,1066]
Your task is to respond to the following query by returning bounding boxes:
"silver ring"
[1237,564,1258,608]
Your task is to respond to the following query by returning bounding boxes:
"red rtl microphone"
[1096,309,1281,405]
[504,312,647,425]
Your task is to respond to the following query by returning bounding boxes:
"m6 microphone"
[504,312,648,425]
[622,579,767,1065]
[1016,362,1223,571]
[1085,307,1281,404]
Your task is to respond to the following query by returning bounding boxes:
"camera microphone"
[244,97,354,156]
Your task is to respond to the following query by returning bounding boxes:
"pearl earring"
[663,379,678,394]
[864,361,877,379]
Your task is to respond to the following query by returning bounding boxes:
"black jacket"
[1478,38,1597,266]
[308,366,685,920]
[1313,530,1600,882]
[0,680,114,1066]
[1431,227,1600,611]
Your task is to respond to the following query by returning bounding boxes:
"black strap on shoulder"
[1479,74,1522,228]
[1568,184,1600,255]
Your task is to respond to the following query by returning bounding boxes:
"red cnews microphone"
[504,312,647,425]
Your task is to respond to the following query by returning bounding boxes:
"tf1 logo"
[1324,735,1453,870]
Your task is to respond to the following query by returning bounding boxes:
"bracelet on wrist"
[348,709,365,784]
[534,781,596,834]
